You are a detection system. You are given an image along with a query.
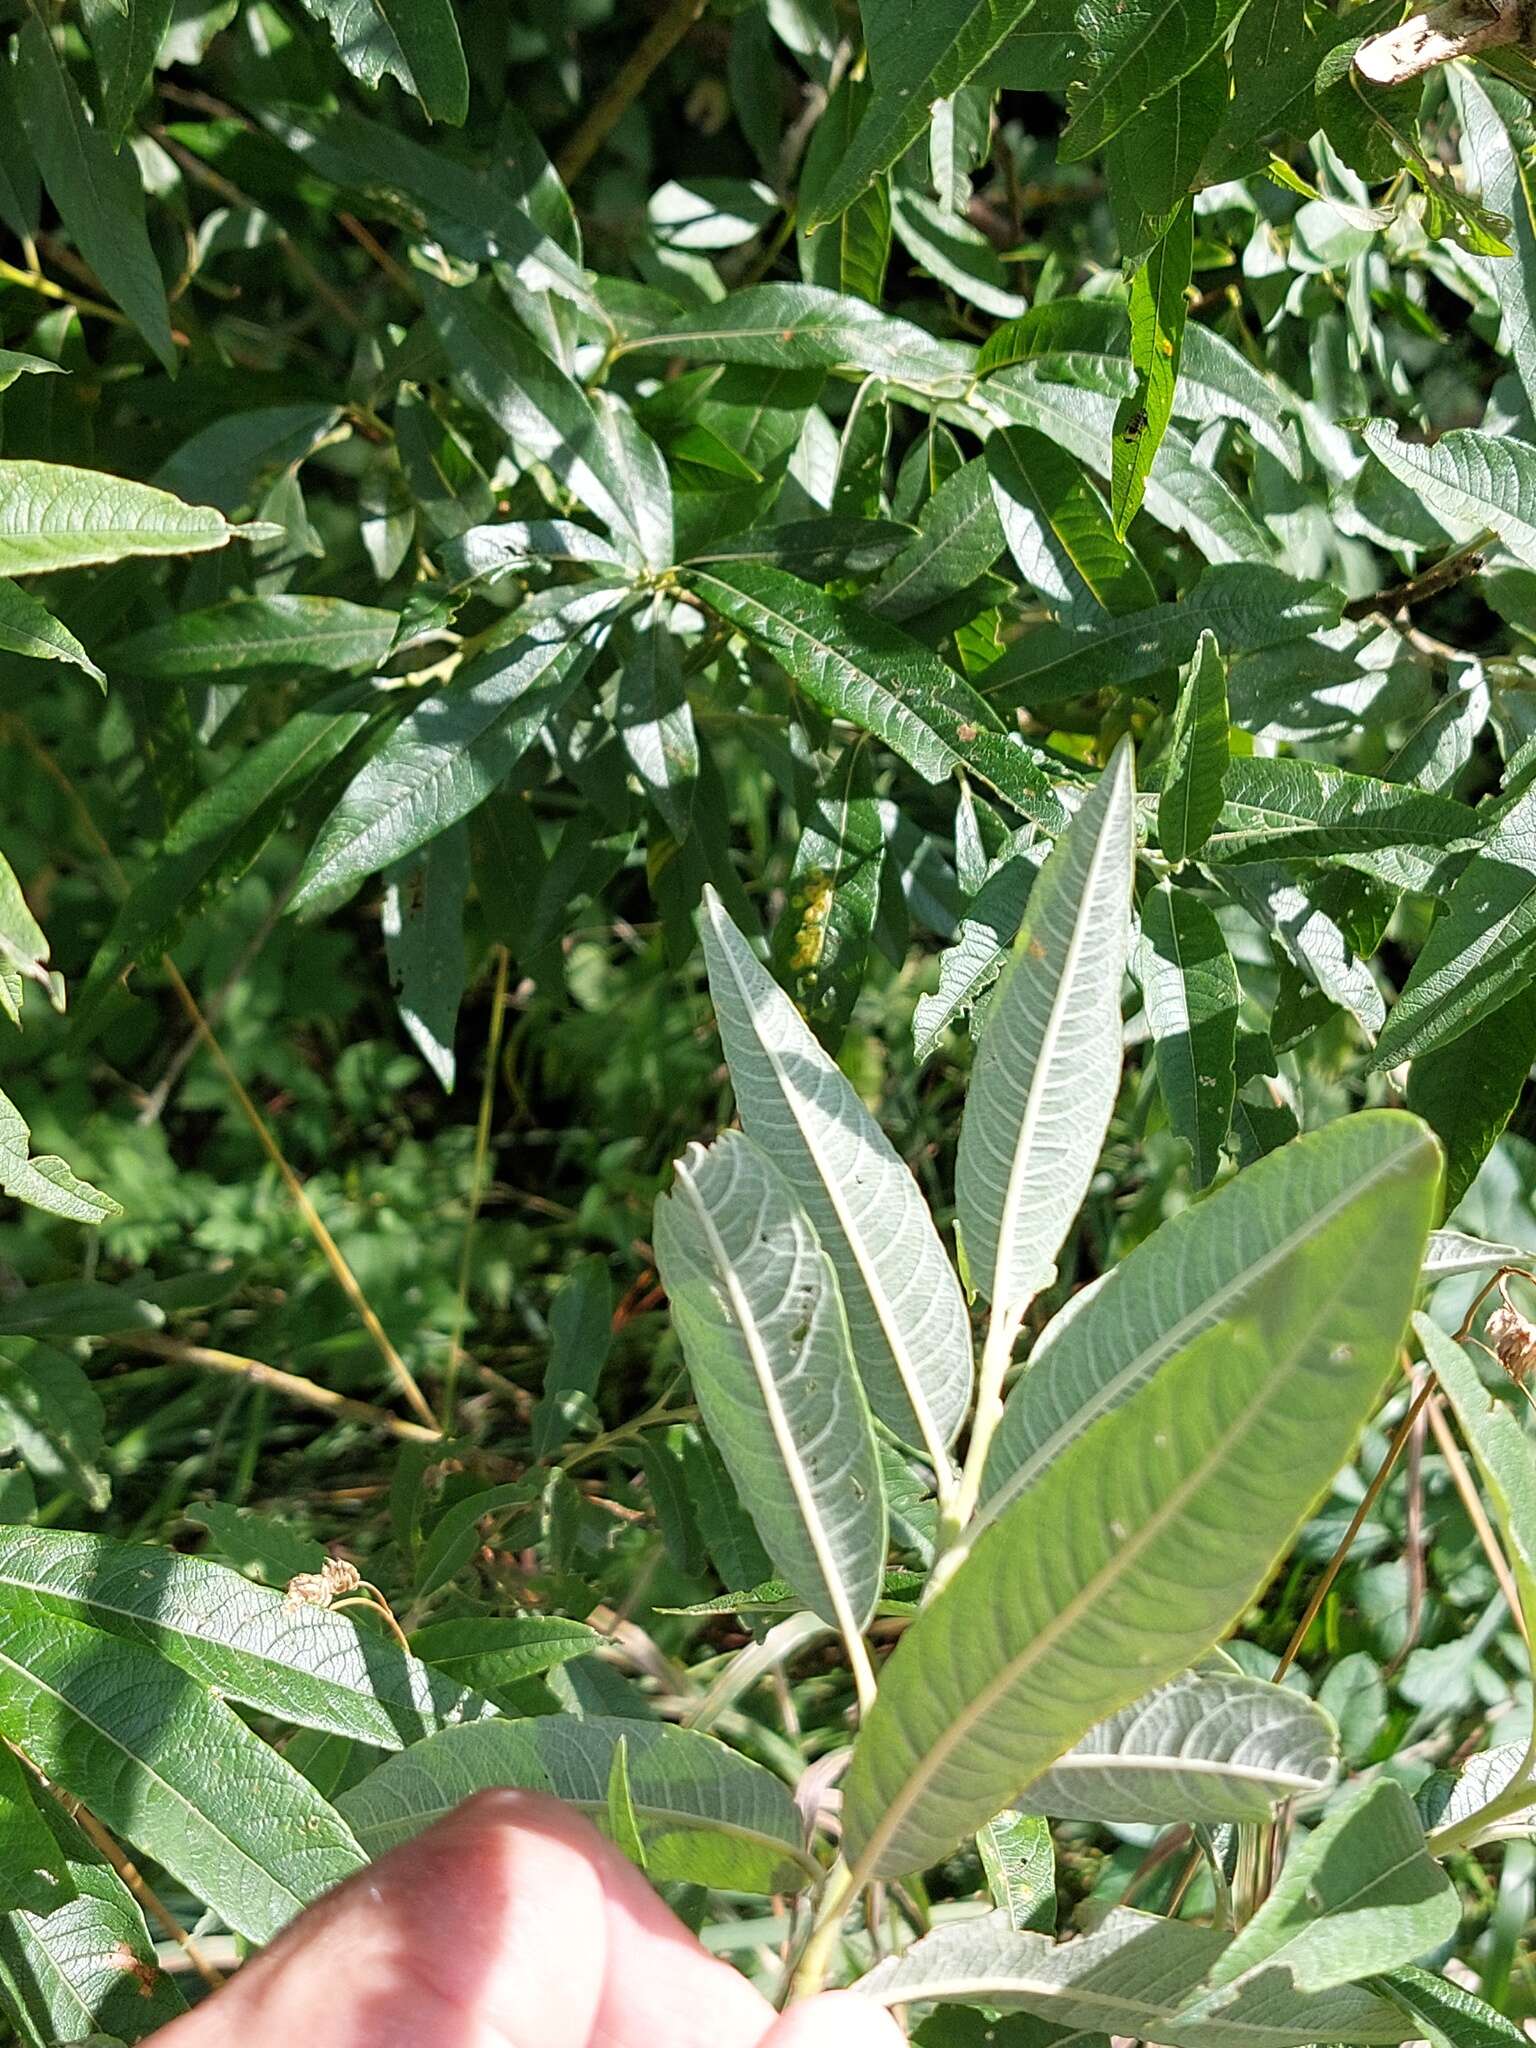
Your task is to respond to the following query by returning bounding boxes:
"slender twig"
[1274,1379,1434,1679]
[442,946,511,1428]
[0,255,135,330]
[556,0,709,184]
[1425,1394,1529,1648]
[1344,531,1494,621]
[114,1332,441,1442]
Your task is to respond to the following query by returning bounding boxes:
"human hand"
[146,1788,904,2048]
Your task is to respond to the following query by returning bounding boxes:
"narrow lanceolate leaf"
[1416,1314,1536,1626]
[841,1111,1438,1879]
[1406,990,1536,1213]
[104,596,398,678]
[1379,1966,1534,2048]
[1450,72,1536,419]
[1159,631,1228,862]
[858,1906,1413,2047]
[336,1715,817,1895]
[914,834,1046,1063]
[978,1810,1056,1933]
[291,591,621,915]
[14,16,175,374]
[800,7,1038,230]
[1372,781,1536,1068]
[0,1526,491,1748]
[614,600,698,839]
[1137,882,1238,1189]
[797,77,891,303]
[0,1093,118,1226]
[1063,0,1253,161]
[1015,1662,1339,1825]
[1112,203,1193,536]
[652,1130,887,1634]
[770,749,885,1049]
[867,459,1006,622]
[1201,757,1475,882]
[0,581,104,686]
[1419,1743,1534,1848]
[983,1111,1435,1520]
[1424,1229,1533,1279]
[293,0,469,123]
[684,560,1065,829]
[702,890,973,1460]
[1194,1778,1458,1996]
[1213,864,1385,1040]
[0,1601,365,1943]
[1362,421,1536,569]
[0,1801,187,2043]
[79,0,172,148]
[530,1255,614,1461]
[986,425,1156,616]
[0,464,249,579]
[955,741,1137,1316]
[382,823,469,1092]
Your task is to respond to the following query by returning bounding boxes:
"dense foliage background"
[10,0,1536,2040]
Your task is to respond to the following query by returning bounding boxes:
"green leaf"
[1158,630,1229,862]
[799,1,1041,230]
[291,591,622,915]
[867,460,1006,623]
[407,1616,601,1691]
[104,596,399,678]
[1449,72,1536,422]
[1014,1661,1339,1825]
[425,281,666,565]
[79,0,173,147]
[841,1109,1438,1878]
[1201,758,1474,882]
[531,1255,614,1461]
[983,1111,1432,1518]
[680,1430,773,1592]
[0,1346,109,1510]
[336,1716,818,1893]
[1424,1230,1533,1279]
[0,1525,491,1748]
[1194,1778,1458,1995]
[1378,1964,1533,2048]
[14,15,175,373]
[382,821,469,1092]
[1213,864,1385,1039]
[985,425,1156,617]
[987,567,1341,709]
[684,560,1066,829]
[1371,781,1536,1068]
[1136,881,1238,1189]
[0,1743,74,1915]
[0,1600,365,1942]
[700,887,975,1461]
[913,833,1044,1062]
[0,1093,119,1227]
[660,1567,924,1618]
[0,463,250,578]
[291,0,468,121]
[955,741,1137,1315]
[1406,990,1536,1212]
[0,1800,185,2044]
[652,1130,887,1634]
[0,351,62,397]
[0,581,104,687]
[1362,421,1536,569]
[798,77,891,303]
[859,1905,1414,2045]
[1064,0,1251,161]
[978,1810,1056,1933]
[616,284,974,399]
[1416,1312,1536,1632]
[1112,203,1193,536]
[614,600,698,839]
[770,748,886,1048]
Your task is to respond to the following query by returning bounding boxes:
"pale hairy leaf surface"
[702,888,973,1457]
[983,1112,1435,1519]
[0,1600,365,1943]
[1423,1230,1533,1278]
[1450,71,1536,419]
[1201,758,1475,881]
[336,1715,816,1893]
[842,1111,1437,1877]
[1362,421,1536,568]
[978,1810,1056,1931]
[0,1526,492,1747]
[858,1906,1413,2046]
[0,463,246,579]
[652,1130,887,1633]
[955,740,1136,1315]
[1014,1662,1339,1824]
[1195,1778,1457,1995]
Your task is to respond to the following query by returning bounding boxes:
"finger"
[148,1788,775,2048]
[757,1990,907,2048]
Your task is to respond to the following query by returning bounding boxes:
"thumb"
[758,1990,907,2047]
